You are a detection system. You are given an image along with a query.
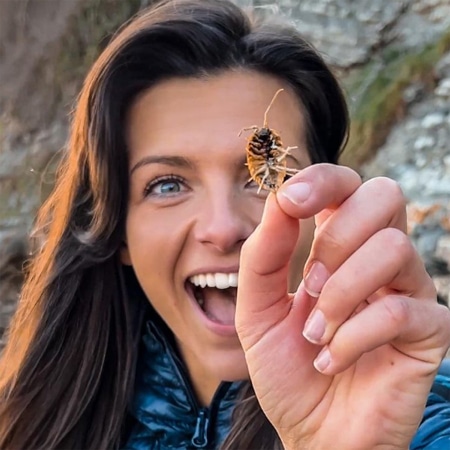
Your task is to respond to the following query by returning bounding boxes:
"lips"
[186,271,238,326]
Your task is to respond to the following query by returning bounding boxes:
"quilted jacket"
[123,318,450,449]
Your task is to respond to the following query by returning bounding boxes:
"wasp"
[239,88,299,193]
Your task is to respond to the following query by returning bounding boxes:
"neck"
[177,343,222,406]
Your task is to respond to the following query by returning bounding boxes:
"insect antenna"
[263,88,284,127]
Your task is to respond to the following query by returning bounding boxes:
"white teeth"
[198,274,207,288]
[215,273,229,289]
[228,273,238,287]
[189,272,238,289]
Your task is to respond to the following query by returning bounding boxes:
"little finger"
[313,296,450,375]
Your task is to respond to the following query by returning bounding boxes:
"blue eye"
[144,176,186,197]
[158,180,181,194]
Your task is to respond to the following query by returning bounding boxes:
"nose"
[194,191,256,253]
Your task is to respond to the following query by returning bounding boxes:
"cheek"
[288,217,315,290]
[127,205,188,247]
[124,212,184,324]
[124,207,189,286]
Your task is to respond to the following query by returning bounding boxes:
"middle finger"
[302,176,407,296]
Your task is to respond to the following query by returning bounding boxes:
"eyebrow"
[129,151,303,175]
[130,155,194,175]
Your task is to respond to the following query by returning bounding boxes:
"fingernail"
[303,309,326,344]
[314,347,331,373]
[304,262,329,297]
[280,182,311,205]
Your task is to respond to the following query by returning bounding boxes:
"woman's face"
[122,70,314,402]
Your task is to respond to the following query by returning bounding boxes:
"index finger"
[276,164,362,219]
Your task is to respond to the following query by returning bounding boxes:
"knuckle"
[377,227,414,261]
[382,296,410,326]
[369,177,407,209]
[313,225,348,256]
[322,275,351,306]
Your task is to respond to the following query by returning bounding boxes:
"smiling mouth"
[187,273,238,326]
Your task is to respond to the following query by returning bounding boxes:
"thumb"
[237,193,299,316]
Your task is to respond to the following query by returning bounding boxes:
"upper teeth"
[189,273,238,289]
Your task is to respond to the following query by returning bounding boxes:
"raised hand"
[236,163,450,450]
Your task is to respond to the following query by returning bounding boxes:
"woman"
[1,0,449,448]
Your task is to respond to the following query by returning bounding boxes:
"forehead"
[125,70,308,165]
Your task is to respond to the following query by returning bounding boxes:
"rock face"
[0,0,449,341]
[360,49,450,304]
[242,0,450,67]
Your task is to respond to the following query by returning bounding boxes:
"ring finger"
[300,227,436,346]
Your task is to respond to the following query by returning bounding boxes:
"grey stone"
[435,78,450,97]
[414,135,436,151]
[435,53,450,79]
[422,113,446,129]
[436,235,450,266]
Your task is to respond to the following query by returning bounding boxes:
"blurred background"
[0,0,449,347]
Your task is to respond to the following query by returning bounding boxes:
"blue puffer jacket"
[411,361,450,449]
[124,319,450,449]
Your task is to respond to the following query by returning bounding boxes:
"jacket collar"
[125,316,244,449]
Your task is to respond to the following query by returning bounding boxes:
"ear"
[120,241,132,266]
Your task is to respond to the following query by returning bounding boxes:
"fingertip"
[279,182,311,206]
[276,164,363,218]
[313,347,332,373]
[303,309,327,344]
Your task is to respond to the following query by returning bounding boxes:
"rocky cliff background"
[1,0,449,347]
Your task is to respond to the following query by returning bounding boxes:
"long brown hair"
[0,1,349,448]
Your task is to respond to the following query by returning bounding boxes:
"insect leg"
[271,165,299,175]
[257,169,271,194]
[252,165,268,177]
[238,126,259,137]
[263,88,285,127]
[276,146,298,162]
[284,167,300,175]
